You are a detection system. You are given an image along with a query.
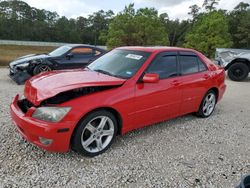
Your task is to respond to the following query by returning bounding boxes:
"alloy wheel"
[81,116,115,153]
[38,65,51,73]
[202,93,216,116]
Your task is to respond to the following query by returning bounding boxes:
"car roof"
[64,44,106,51]
[117,46,198,53]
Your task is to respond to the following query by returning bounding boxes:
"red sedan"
[10,47,226,157]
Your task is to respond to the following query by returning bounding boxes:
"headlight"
[32,107,71,122]
[17,62,30,68]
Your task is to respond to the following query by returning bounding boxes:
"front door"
[132,52,182,129]
[60,47,95,69]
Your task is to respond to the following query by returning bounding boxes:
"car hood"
[9,54,50,66]
[24,69,126,106]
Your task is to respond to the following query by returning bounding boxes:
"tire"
[71,110,118,157]
[33,64,52,75]
[196,90,217,118]
[228,63,249,81]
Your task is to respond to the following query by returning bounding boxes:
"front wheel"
[196,90,217,118]
[228,63,249,81]
[71,110,117,157]
[33,64,52,75]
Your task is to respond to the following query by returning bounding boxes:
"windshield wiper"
[94,69,127,79]
[94,69,115,77]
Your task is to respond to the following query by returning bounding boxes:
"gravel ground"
[0,68,250,187]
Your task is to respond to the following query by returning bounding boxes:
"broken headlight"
[32,107,71,122]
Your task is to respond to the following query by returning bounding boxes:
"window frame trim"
[137,50,209,83]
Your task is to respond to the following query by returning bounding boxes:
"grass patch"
[0,45,56,66]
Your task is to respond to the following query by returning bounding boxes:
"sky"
[22,0,250,20]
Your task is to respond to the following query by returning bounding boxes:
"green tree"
[184,11,232,57]
[0,0,60,41]
[228,2,250,48]
[234,2,249,11]
[203,0,220,12]
[106,4,169,48]
[54,16,80,43]
[188,4,200,20]
[160,14,191,47]
[3,0,249,49]
[88,10,114,45]
[76,16,92,44]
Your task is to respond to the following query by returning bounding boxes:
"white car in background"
[215,48,250,81]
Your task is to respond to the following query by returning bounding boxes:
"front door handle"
[172,80,180,86]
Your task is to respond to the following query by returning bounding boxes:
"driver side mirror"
[66,53,74,60]
[142,73,159,83]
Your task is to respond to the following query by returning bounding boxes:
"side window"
[198,58,207,72]
[147,54,178,79]
[71,48,93,56]
[179,55,199,75]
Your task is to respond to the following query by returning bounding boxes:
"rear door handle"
[203,74,210,79]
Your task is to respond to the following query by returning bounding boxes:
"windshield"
[88,49,151,79]
[49,46,72,56]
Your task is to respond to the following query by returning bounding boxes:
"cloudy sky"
[23,0,250,20]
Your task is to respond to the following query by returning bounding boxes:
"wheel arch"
[225,58,250,70]
[93,107,123,135]
[207,87,219,102]
[70,107,123,145]
[31,60,54,75]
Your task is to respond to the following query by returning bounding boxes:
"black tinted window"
[147,54,178,79]
[180,55,199,75]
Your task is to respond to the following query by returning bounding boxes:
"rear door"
[178,51,210,115]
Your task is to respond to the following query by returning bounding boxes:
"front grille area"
[17,99,34,113]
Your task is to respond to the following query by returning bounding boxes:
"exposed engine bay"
[42,86,117,105]
[18,86,118,113]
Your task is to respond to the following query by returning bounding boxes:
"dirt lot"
[0,45,55,66]
[0,68,250,187]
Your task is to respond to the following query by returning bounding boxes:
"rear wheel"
[72,110,117,157]
[196,90,217,118]
[228,62,249,81]
[33,64,52,75]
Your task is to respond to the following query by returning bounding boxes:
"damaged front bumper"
[10,95,74,152]
[9,64,32,85]
[9,69,32,85]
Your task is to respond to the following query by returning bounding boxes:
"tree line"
[0,0,249,57]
